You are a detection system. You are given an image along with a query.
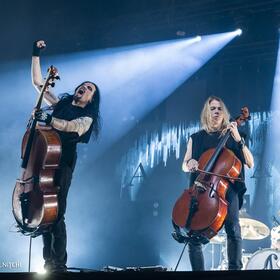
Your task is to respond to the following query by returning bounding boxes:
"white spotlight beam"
[266,37,280,162]
[235,28,242,36]
[56,31,240,158]
[3,31,241,160]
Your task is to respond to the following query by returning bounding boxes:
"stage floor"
[1,270,280,280]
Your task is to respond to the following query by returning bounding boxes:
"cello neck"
[34,66,58,110]
[21,66,59,169]
[201,106,250,173]
[203,130,231,172]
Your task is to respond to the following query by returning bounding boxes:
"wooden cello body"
[172,147,241,242]
[172,108,249,243]
[12,66,61,236]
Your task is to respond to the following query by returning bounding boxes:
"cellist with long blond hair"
[182,96,254,270]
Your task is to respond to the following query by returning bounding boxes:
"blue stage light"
[0,29,243,271]
[43,30,241,159]
[235,28,242,36]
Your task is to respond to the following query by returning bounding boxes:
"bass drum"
[245,248,280,270]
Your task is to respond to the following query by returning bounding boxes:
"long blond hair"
[200,96,230,133]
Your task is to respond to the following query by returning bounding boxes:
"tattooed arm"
[51,116,93,136]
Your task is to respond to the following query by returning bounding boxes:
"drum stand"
[210,243,215,270]
[209,243,220,270]
[219,239,228,270]
[211,238,228,270]
[208,241,227,270]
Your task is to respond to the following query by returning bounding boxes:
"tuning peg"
[50,82,55,87]
[55,76,60,80]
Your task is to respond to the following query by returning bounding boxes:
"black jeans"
[188,188,242,270]
[42,164,73,268]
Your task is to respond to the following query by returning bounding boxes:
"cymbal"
[240,218,270,240]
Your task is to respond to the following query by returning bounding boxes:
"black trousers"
[42,164,73,268]
[188,188,242,271]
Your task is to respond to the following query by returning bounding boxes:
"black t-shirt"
[51,96,94,168]
[189,129,247,208]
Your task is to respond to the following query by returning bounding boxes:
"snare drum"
[245,248,280,270]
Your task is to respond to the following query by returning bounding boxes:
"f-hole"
[209,183,216,198]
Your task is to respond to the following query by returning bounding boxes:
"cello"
[172,107,250,243]
[12,66,61,237]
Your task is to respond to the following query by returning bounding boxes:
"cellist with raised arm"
[31,40,101,272]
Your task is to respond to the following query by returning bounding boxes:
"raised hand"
[32,40,46,57]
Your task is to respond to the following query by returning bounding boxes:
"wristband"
[32,40,43,57]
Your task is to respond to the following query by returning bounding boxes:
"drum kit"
[209,213,280,270]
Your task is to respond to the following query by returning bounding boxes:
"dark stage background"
[0,0,280,273]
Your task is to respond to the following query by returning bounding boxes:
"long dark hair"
[74,81,101,140]
[53,81,101,141]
